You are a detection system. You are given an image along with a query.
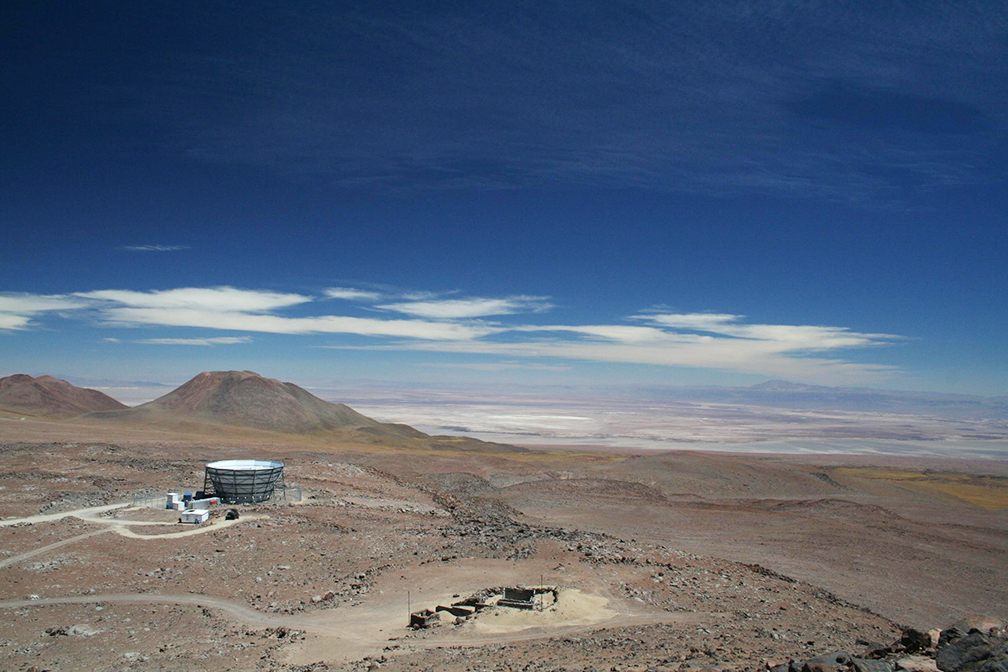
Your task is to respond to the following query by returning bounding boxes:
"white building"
[180,509,209,524]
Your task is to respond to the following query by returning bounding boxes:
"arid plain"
[1,372,1006,671]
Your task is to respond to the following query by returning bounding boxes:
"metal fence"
[132,490,173,509]
[278,484,303,502]
[131,485,300,508]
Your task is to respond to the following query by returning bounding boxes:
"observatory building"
[203,459,285,504]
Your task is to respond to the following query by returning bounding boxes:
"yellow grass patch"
[834,467,1008,510]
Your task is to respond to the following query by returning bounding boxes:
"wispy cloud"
[77,287,312,313]
[354,336,898,383]
[137,336,252,346]
[0,293,90,331]
[0,294,89,315]
[633,313,901,352]
[102,307,499,340]
[324,287,384,301]
[136,3,1005,205]
[518,324,670,343]
[0,313,31,330]
[118,245,190,252]
[0,286,904,383]
[378,296,552,319]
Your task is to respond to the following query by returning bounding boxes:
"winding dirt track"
[0,593,285,628]
[0,503,130,527]
[0,529,112,570]
[0,504,268,570]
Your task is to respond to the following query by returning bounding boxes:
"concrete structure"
[180,509,209,524]
[499,587,536,609]
[410,609,441,629]
[436,604,476,618]
[203,459,285,504]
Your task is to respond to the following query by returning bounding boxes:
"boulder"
[864,642,894,659]
[852,657,894,672]
[799,652,852,672]
[940,627,970,651]
[903,628,934,653]
[802,664,838,672]
[936,630,1008,672]
[896,656,938,672]
[807,652,852,667]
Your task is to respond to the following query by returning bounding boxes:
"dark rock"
[939,627,969,651]
[936,631,1008,672]
[852,658,894,672]
[807,652,852,667]
[803,664,838,672]
[904,628,933,653]
[865,642,894,659]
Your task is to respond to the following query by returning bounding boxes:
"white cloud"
[324,287,384,301]
[518,324,672,343]
[353,337,898,384]
[378,296,552,319]
[118,245,189,252]
[77,287,312,313]
[137,336,252,346]
[0,286,903,383]
[0,313,31,330]
[0,293,88,315]
[635,313,740,330]
[637,313,900,352]
[103,307,500,340]
[103,337,122,343]
[0,293,90,330]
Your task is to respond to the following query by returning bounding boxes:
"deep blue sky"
[2,1,1006,396]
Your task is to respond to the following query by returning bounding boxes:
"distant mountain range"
[641,379,1008,420]
[0,374,127,418]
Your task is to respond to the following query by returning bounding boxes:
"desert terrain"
[0,373,1005,671]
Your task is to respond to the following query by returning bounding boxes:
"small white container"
[180,509,209,524]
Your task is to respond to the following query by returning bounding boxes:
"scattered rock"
[936,629,1008,672]
[896,656,939,672]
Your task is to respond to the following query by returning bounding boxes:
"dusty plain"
[0,416,1006,671]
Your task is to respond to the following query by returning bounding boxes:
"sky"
[1,0,1006,398]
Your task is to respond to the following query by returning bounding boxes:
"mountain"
[88,370,422,437]
[634,380,1008,420]
[0,374,128,418]
[748,380,827,393]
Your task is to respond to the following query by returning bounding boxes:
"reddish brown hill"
[89,370,426,439]
[0,374,127,418]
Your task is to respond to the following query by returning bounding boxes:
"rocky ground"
[0,437,1005,671]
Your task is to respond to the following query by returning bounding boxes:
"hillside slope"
[0,374,127,418]
[89,370,415,436]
